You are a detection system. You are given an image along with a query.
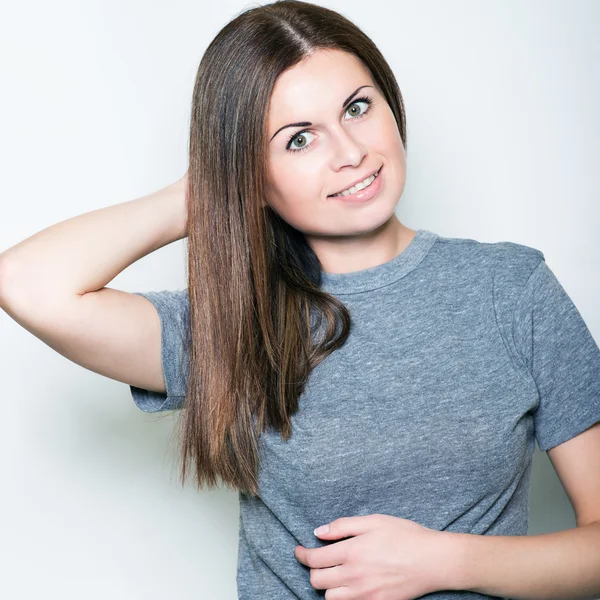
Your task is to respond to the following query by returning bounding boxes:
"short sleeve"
[513,258,600,451]
[130,289,189,413]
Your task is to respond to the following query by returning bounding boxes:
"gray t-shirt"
[130,228,600,600]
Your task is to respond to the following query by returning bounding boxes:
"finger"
[308,564,347,592]
[316,514,380,541]
[295,538,351,569]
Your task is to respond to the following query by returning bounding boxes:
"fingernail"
[314,524,329,535]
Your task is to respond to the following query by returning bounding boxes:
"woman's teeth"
[331,169,380,197]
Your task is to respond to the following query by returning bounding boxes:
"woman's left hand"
[294,513,462,599]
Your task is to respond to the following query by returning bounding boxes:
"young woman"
[2,2,599,599]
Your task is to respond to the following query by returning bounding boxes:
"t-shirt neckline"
[319,228,438,295]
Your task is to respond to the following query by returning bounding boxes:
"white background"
[1,1,598,598]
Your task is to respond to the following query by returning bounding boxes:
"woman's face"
[265,49,406,244]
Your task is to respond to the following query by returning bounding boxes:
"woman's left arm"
[451,521,600,600]
[453,422,600,600]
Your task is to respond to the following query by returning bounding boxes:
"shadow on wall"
[529,448,576,535]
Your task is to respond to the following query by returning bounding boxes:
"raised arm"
[0,174,188,393]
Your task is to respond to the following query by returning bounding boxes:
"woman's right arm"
[0,174,188,394]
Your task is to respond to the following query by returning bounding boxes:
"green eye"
[285,95,375,154]
[344,99,370,120]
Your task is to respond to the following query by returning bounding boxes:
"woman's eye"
[285,130,316,153]
[285,96,374,154]
[343,99,371,121]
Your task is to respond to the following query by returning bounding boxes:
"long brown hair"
[179,0,407,496]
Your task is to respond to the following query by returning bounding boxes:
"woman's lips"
[327,165,383,203]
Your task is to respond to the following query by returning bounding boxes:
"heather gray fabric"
[130,228,600,600]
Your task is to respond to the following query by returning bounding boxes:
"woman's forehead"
[270,51,371,102]
[267,52,375,127]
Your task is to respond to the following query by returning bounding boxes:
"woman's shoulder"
[431,231,544,279]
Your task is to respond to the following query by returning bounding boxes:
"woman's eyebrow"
[268,84,374,143]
